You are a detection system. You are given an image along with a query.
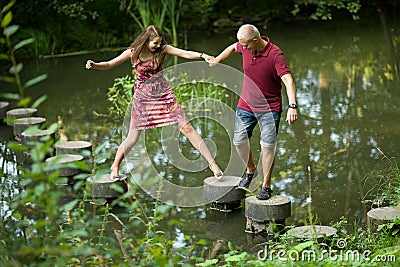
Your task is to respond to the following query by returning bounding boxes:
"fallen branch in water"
[39,47,126,59]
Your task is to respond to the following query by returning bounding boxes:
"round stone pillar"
[87,173,128,199]
[6,108,37,126]
[245,195,291,233]
[204,176,245,212]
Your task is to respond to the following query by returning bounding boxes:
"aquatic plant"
[121,0,182,47]
[364,149,400,207]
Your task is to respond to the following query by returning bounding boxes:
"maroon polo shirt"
[236,36,291,113]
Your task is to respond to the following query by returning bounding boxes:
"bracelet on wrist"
[199,52,204,59]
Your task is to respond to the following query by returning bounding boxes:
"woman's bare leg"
[178,121,222,177]
[110,129,141,177]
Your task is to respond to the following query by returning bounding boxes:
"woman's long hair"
[130,25,167,70]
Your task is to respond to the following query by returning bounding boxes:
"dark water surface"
[1,19,399,251]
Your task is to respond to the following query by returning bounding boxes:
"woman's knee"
[179,122,194,135]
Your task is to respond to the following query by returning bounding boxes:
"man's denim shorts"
[233,108,281,148]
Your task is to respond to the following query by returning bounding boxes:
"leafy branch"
[1,0,47,108]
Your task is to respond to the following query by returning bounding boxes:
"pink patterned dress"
[130,58,187,130]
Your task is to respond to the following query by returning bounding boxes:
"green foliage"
[216,0,294,25]
[292,0,362,20]
[106,75,135,117]
[0,6,210,262]
[3,0,398,57]
[364,151,400,207]
[122,0,167,31]
[1,126,209,265]
[51,0,99,20]
[121,0,183,64]
[179,0,218,28]
[2,1,399,265]
[6,0,132,56]
[18,27,59,56]
[0,0,47,108]
[172,74,232,113]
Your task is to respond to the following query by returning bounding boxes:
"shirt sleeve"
[236,42,243,54]
[274,53,291,77]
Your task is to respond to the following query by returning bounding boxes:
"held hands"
[201,54,218,67]
[85,60,95,69]
[202,54,214,64]
[208,57,218,67]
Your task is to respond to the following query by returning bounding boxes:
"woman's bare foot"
[209,160,223,179]
[110,165,120,181]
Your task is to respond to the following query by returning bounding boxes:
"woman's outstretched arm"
[86,49,132,70]
[165,45,214,62]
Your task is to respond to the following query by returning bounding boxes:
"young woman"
[86,25,223,180]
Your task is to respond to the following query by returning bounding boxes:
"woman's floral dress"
[130,58,187,130]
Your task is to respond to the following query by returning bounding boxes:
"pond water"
[1,18,399,252]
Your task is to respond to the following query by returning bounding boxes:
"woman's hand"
[208,57,219,67]
[85,60,95,69]
[202,54,215,65]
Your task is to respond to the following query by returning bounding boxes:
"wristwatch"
[288,103,298,109]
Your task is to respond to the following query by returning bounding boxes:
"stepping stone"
[13,117,46,136]
[45,154,84,178]
[56,140,93,170]
[245,195,291,233]
[0,101,9,122]
[21,128,56,146]
[204,176,245,212]
[6,107,37,126]
[245,195,291,221]
[367,206,400,232]
[87,173,128,199]
[55,140,92,156]
[287,225,337,241]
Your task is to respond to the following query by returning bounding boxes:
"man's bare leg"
[235,142,257,174]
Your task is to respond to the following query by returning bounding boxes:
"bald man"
[210,24,298,200]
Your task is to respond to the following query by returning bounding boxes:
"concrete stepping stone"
[6,107,37,126]
[87,173,128,199]
[55,140,92,156]
[56,140,93,170]
[287,225,337,241]
[204,176,245,212]
[367,206,400,232]
[21,128,56,146]
[13,117,46,136]
[45,154,84,178]
[0,101,10,122]
[245,195,291,233]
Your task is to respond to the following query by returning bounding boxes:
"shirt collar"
[254,36,271,57]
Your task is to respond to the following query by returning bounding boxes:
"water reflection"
[1,19,399,250]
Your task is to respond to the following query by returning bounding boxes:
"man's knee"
[260,141,276,149]
[234,142,250,153]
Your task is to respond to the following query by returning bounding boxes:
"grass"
[364,148,400,207]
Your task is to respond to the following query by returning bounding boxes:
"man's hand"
[202,54,214,63]
[208,57,219,67]
[286,108,297,125]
